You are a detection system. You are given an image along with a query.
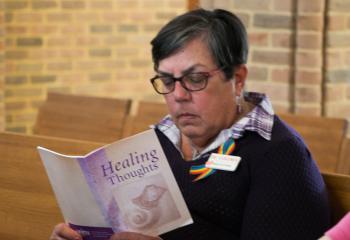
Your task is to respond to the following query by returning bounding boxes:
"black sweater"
[158,115,330,240]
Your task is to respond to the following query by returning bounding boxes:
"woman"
[51,8,330,240]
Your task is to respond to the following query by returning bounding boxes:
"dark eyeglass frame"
[150,68,222,95]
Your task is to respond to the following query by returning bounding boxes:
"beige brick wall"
[0,1,4,131]
[294,0,325,115]
[3,0,186,133]
[325,0,350,122]
[2,0,350,133]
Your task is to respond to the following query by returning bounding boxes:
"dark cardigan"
[158,115,330,240]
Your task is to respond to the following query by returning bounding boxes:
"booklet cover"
[38,129,193,240]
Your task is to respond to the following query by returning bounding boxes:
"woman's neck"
[181,136,194,161]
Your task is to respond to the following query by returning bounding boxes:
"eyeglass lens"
[153,73,209,94]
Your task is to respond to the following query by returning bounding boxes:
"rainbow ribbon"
[189,138,236,182]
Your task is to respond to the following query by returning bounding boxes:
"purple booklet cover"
[39,129,193,240]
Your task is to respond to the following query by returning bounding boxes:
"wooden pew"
[136,100,168,119]
[0,132,103,240]
[322,172,350,224]
[279,113,348,174]
[33,92,131,143]
[338,138,350,175]
[122,101,168,138]
[122,115,157,138]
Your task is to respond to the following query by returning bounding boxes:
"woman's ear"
[234,64,248,96]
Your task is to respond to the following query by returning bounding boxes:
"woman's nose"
[172,81,191,100]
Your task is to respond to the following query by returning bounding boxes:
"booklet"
[38,129,193,240]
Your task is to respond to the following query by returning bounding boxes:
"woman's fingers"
[50,223,82,240]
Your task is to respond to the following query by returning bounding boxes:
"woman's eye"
[187,74,206,83]
[160,77,174,86]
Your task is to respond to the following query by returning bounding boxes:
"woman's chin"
[179,126,205,140]
[179,125,195,133]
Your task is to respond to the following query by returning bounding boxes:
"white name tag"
[205,153,241,172]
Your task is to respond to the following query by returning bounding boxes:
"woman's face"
[158,38,246,148]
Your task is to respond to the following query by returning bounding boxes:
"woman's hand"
[109,232,162,240]
[49,223,82,240]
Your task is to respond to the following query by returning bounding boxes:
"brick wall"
[295,0,325,115]
[325,0,350,119]
[3,0,186,133]
[2,0,350,133]
[0,1,4,131]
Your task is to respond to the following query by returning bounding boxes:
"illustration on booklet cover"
[114,174,181,231]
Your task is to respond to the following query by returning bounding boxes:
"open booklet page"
[38,129,193,240]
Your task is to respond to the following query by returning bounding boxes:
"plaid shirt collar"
[154,92,274,160]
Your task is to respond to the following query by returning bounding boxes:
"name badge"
[205,153,241,172]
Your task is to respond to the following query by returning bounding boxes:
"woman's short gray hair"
[151,8,249,80]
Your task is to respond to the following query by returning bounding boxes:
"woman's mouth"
[177,112,197,121]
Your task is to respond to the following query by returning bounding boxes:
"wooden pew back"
[338,138,350,175]
[33,92,131,143]
[279,113,348,173]
[0,132,103,240]
[122,101,168,137]
[322,172,350,224]
[122,115,157,138]
[136,101,168,119]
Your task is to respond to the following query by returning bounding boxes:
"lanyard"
[189,138,236,182]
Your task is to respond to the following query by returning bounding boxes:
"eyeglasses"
[150,68,222,95]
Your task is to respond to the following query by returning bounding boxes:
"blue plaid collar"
[154,92,274,160]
